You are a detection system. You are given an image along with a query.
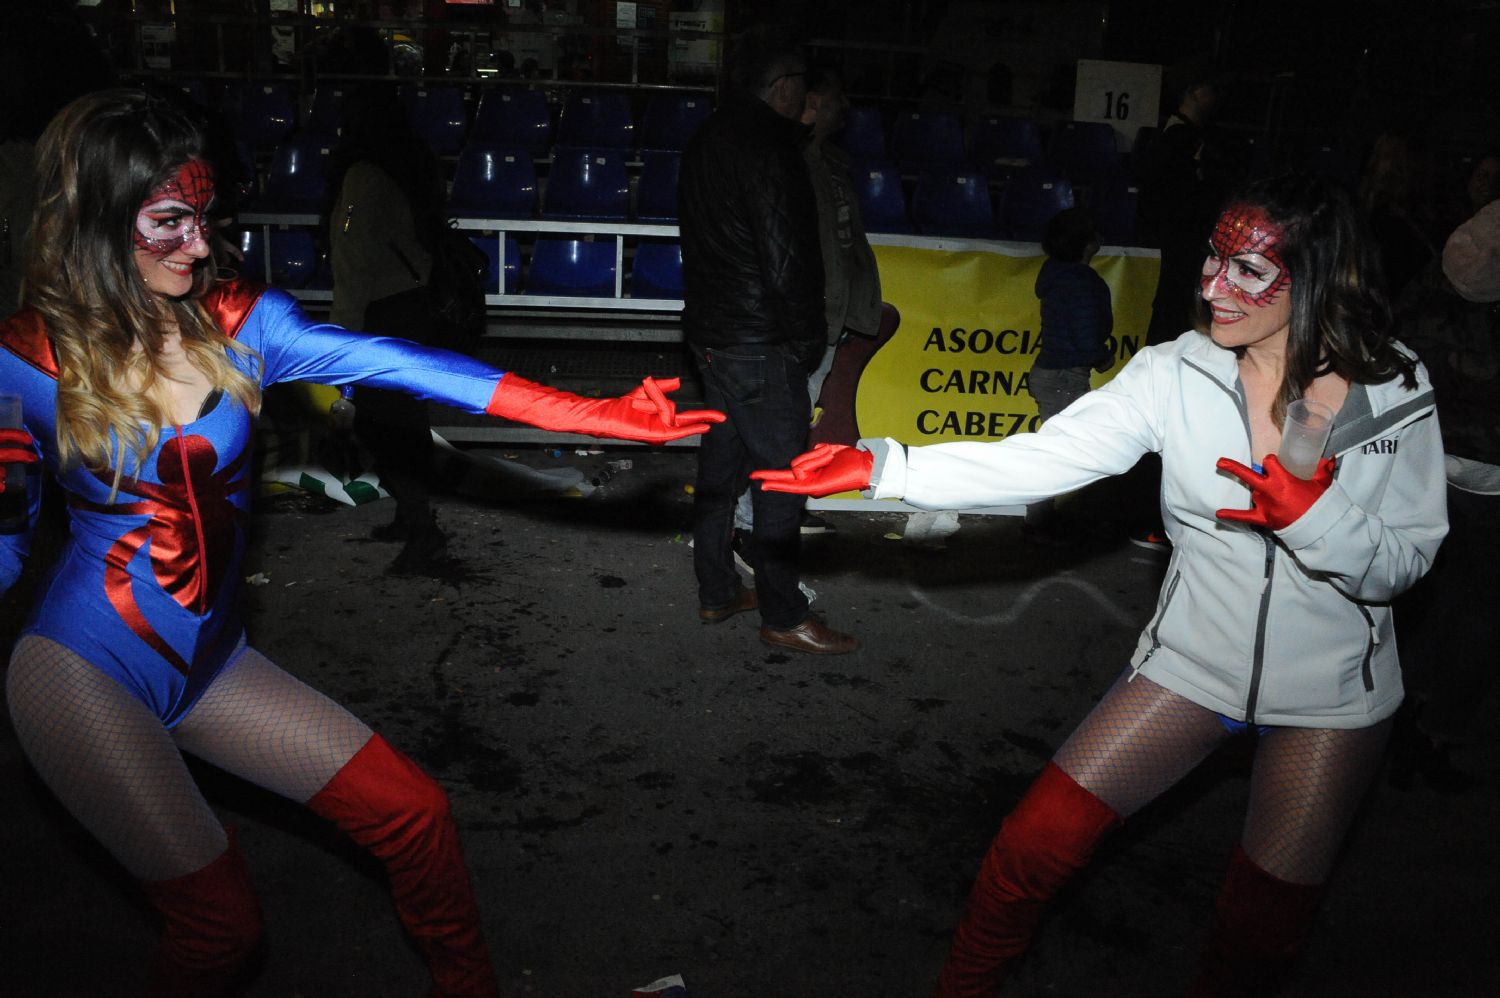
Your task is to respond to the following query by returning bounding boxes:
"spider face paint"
[1200,204,1289,306]
[133,159,215,256]
[1201,204,1293,351]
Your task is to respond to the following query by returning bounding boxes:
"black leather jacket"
[679,93,826,371]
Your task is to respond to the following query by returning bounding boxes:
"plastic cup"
[1278,398,1335,479]
[0,393,26,532]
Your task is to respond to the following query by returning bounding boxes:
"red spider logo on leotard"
[72,432,251,675]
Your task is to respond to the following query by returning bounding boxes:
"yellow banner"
[859,243,1160,444]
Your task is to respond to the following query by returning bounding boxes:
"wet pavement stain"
[745,751,840,806]
[633,771,677,790]
[597,574,628,587]
[1001,728,1055,760]
[818,672,876,690]
[411,703,525,796]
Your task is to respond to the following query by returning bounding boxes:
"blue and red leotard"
[0,279,507,726]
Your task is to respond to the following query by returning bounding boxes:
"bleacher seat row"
[224,82,1157,301]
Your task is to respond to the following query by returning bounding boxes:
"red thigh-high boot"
[934,762,1122,998]
[1187,846,1323,998]
[140,828,264,998]
[308,734,500,998]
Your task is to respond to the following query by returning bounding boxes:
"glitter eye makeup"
[1200,204,1290,307]
[133,159,215,256]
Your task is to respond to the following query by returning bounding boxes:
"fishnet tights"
[6,636,371,882]
[1054,671,1392,884]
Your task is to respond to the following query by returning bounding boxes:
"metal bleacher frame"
[236,203,692,445]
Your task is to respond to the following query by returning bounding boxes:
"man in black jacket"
[680,26,857,654]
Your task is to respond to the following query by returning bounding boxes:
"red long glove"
[485,374,724,443]
[0,427,41,493]
[1215,453,1334,531]
[751,443,874,497]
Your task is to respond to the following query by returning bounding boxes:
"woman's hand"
[1215,453,1334,531]
[486,374,725,443]
[0,427,40,493]
[752,444,874,497]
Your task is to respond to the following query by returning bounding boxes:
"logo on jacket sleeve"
[1362,438,1398,454]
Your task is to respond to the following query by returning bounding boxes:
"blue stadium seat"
[1047,120,1121,191]
[638,92,712,153]
[527,239,617,297]
[634,151,680,223]
[175,78,223,112]
[227,81,296,151]
[227,138,259,202]
[401,85,468,156]
[257,133,333,211]
[837,105,887,168]
[305,86,349,140]
[542,148,630,222]
[236,229,264,281]
[891,109,966,174]
[468,234,520,294]
[236,229,321,288]
[556,91,634,152]
[854,162,912,234]
[270,230,321,289]
[911,170,995,238]
[997,168,1076,242]
[470,88,553,158]
[631,242,684,300]
[450,145,537,219]
[1093,174,1140,246]
[972,115,1045,178]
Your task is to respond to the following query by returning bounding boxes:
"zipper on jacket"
[175,426,210,615]
[1135,569,1182,673]
[1244,533,1277,725]
[1356,603,1379,692]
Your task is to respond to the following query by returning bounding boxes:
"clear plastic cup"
[0,393,26,532]
[1278,398,1335,479]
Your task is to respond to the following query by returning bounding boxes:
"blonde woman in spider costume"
[0,89,721,997]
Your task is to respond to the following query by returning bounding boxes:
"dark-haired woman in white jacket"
[755,173,1448,997]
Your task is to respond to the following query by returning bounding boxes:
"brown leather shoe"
[699,585,758,624]
[759,615,859,655]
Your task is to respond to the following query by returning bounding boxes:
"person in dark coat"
[679,25,856,654]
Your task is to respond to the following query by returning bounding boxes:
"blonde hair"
[23,89,261,489]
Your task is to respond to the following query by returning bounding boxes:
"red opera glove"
[0,427,41,493]
[751,443,874,497]
[485,374,724,444]
[1215,453,1334,531]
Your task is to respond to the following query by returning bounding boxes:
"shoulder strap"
[201,277,268,339]
[0,309,59,379]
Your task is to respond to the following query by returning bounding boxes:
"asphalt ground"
[2,447,1497,997]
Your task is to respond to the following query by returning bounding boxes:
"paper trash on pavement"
[632,973,690,997]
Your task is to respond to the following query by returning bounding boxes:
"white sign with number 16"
[1073,59,1162,151]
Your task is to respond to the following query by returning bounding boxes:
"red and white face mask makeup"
[133,159,215,256]
[1200,204,1290,306]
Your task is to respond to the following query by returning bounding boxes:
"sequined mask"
[133,159,215,256]
[1201,204,1290,306]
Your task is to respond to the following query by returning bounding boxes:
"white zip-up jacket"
[862,330,1448,728]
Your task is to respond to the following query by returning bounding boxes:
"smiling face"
[133,159,214,298]
[1200,203,1293,352]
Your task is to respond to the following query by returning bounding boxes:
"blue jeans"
[691,342,810,629]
